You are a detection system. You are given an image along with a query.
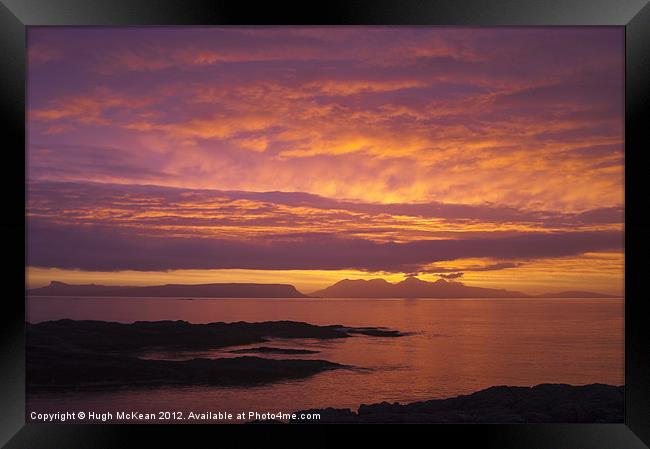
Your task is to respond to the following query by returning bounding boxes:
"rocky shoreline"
[26,319,404,391]
[27,320,623,424]
[291,383,624,423]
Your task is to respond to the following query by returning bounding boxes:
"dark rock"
[27,347,344,391]
[27,319,403,392]
[27,319,404,353]
[293,384,623,423]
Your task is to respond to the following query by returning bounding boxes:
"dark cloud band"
[28,219,622,272]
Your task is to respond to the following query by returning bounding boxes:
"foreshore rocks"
[26,319,404,391]
[291,383,624,423]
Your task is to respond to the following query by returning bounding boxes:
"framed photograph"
[1,0,649,447]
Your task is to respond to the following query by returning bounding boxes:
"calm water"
[27,296,624,420]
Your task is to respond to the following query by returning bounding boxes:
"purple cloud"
[27,217,623,272]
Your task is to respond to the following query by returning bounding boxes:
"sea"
[26,296,624,421]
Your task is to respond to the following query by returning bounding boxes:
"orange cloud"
[28,28,624,212]
[30,87,154,126]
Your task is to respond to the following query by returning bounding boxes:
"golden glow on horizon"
[443,252,624,295]
[26,267,409,294]
[27,250,624,296]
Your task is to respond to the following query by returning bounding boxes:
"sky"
[26,27,624,295]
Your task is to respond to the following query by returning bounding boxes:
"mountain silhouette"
[311,277,528,298]
[29,280,616,299]
[29,281,309,298]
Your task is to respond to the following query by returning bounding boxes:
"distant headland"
[311,277,616,299]
[28,281,309,298]
[28,278,617,299]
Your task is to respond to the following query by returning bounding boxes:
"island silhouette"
[312,277,527,298]
[311,277,616,298]
[28,281,308,298]
[29,278,615,299]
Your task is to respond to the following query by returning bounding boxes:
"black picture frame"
[1,1,648,447]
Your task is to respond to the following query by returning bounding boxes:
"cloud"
[28,44,63,64]
[29,87,154,127]
[437,272,464,279]
[27,146,173,183]
[27,181,623,247]
[27,28,623,212]
[444,262,520,272]
[27,213,623,272]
